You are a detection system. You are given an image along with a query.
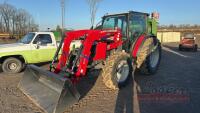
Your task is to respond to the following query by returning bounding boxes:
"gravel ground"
[0,43,200,113]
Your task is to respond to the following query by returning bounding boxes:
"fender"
[131,34,158,59]
[131,34,146,58]
[0,53,28,63]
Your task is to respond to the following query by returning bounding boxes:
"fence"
[157,32,181,43]
[0,33,22,39]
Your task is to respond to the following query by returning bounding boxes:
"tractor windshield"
[102,15,127,36]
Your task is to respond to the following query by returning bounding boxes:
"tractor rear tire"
[102,51,133,90]
[139,43,161,75]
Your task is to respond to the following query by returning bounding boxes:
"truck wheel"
[140,43,161,75]
[102,51,133,90]
[179,44,182,51]
[2,57,23,74]
[194,44,198,52]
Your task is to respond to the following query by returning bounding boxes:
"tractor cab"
[100,11,157,51]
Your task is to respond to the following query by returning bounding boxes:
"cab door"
[32,34,56,62]
[129,13,148,43]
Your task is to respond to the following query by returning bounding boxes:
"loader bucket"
[18,65,80,113]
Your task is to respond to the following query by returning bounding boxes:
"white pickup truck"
[0,32,59,74]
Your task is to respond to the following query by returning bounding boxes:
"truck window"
[33,34,52,44]
[19,33,35,44]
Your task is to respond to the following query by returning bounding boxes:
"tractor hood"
[66,29,119,36]
[0,43,31,53]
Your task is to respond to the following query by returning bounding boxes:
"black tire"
[102,51,133,90]
[2,57,23,74]
[140,43,162,75]
[179,44,182,51]
[194,44,198,52]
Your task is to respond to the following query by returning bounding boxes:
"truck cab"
[0,32,58,73]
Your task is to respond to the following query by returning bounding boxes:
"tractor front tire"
[139,43,161,75]
[102,51,133,90]
[2,57,23,74]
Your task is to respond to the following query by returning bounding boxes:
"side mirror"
[37,41,42,45]
[36,41,42,49]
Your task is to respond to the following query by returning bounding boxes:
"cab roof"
[103,11,149,18]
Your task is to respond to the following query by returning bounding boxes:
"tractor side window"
[103,17,115,29]
[117,19,122,29]
[102,16,127,38]
[33,34,52,44]
[129,14,147,39]
[118,16,127,38]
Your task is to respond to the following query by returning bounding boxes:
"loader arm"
[55,29,123,77]
[55,30,91,73]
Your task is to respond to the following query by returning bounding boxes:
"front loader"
[18,11,161,113]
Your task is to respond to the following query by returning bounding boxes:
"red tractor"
[19,11,161,113]
[179,33,198,52]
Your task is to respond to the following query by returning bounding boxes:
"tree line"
[159,24,200,29]
[0,2,38,36]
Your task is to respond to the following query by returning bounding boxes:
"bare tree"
[0,3,16,33]
[56,25,62,32]
[87,0,102,28]
[10,7,17,35]
[0,2,38,36]
[0,14,4,32]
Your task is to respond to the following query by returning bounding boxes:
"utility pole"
[61,0,65,33]
[51,0,66,65]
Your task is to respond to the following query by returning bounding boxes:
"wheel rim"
[149,47,160,68]
[116,60,129,83]
[7,62,18,71]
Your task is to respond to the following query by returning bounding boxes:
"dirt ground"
[0,42,200,113]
